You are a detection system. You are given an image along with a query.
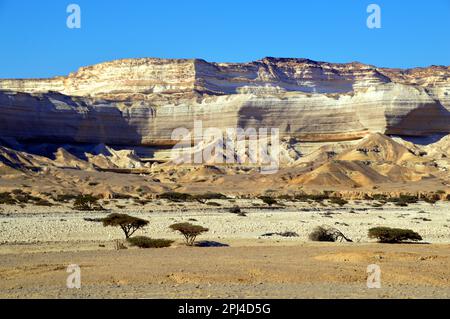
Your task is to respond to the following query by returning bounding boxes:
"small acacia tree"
[73,194,104,211]
[368,227,422,243]
[102,213,149,239]
[169,222,209,246]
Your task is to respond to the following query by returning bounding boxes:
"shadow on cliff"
[0,91,143,160]
[386,100,450,145]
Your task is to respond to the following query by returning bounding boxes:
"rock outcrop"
[0,57,449,146]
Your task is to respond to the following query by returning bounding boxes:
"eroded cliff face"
[0,57,449,146]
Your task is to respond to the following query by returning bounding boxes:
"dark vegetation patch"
[127,236,173,248]
[169,222,209,246]
[368,227,422,243]
[309,226,352,242]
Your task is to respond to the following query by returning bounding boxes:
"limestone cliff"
[0,57,449,146]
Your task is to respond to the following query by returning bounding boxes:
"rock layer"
[0,57,449,146]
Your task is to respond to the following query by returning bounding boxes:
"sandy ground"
[0,200,449,299]
[1,243,450,298]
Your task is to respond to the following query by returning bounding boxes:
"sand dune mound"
[289,160,390,187]
[338,133,417,164]
[286,134,440,188]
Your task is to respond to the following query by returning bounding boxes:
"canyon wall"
[0,57,449,146]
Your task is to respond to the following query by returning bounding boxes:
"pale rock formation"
[0,57,448,147]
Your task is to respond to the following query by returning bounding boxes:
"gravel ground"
[0,200,449,244]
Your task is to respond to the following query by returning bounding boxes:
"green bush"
[112,193,136,200]
[206,202,221,207]
[424,195,439,204]
[103,213,149,239]
[388,195,418,206]
[260,196,277,206]
[371,194,388,201]
[169,222,209,246]
[193,193,228,200]
[53,194,78,203]
[0,192,16,205]
[127,236,173,248]
[229,206,242,214]
[73,195,104,211]
[294,193,330,202]
[329,197,348,206]
[34,198,53,206]
[158,192,193,202]
[368,227,422,243]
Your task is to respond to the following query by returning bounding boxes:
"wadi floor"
[0,242,450,299]
[0,200,449,299]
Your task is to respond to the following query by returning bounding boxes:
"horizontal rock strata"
[0,57,449,146]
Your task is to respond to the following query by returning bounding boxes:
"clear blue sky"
[0,0,449,78]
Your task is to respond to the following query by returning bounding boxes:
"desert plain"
[1,57,450,299]
[0,198,449,299]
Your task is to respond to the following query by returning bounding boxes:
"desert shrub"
[169,222,209,246]
[259,196,278,206]
[277,194,293,201]
[229,206,242,214]
[0,192,16,205]
[309,226,352,242]
[158,192,193,202]
[73,195,104,211]
[112,193,136,200]
[54,194,78,203]
[127,236,173,248]
[368,227,422,243]
[84,217,103,223]
[34,198,53,206]
[133,198,151,206]
[329,197,348,206]
[14,193,39,203]
[294,193,329,202]
[424,195,439,204]
[262,231,299,237]
[193,193,228,201]
[102,213,149,239]
[371,194,388,201]
[206,202,221,207]
[388,195,418,206]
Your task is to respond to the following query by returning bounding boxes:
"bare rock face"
[0,57,449,146]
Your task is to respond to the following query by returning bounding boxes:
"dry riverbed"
[0,200,449,298]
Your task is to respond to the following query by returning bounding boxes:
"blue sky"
[0,0,449,78]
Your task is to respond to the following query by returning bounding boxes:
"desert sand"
[0,200,449,299]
